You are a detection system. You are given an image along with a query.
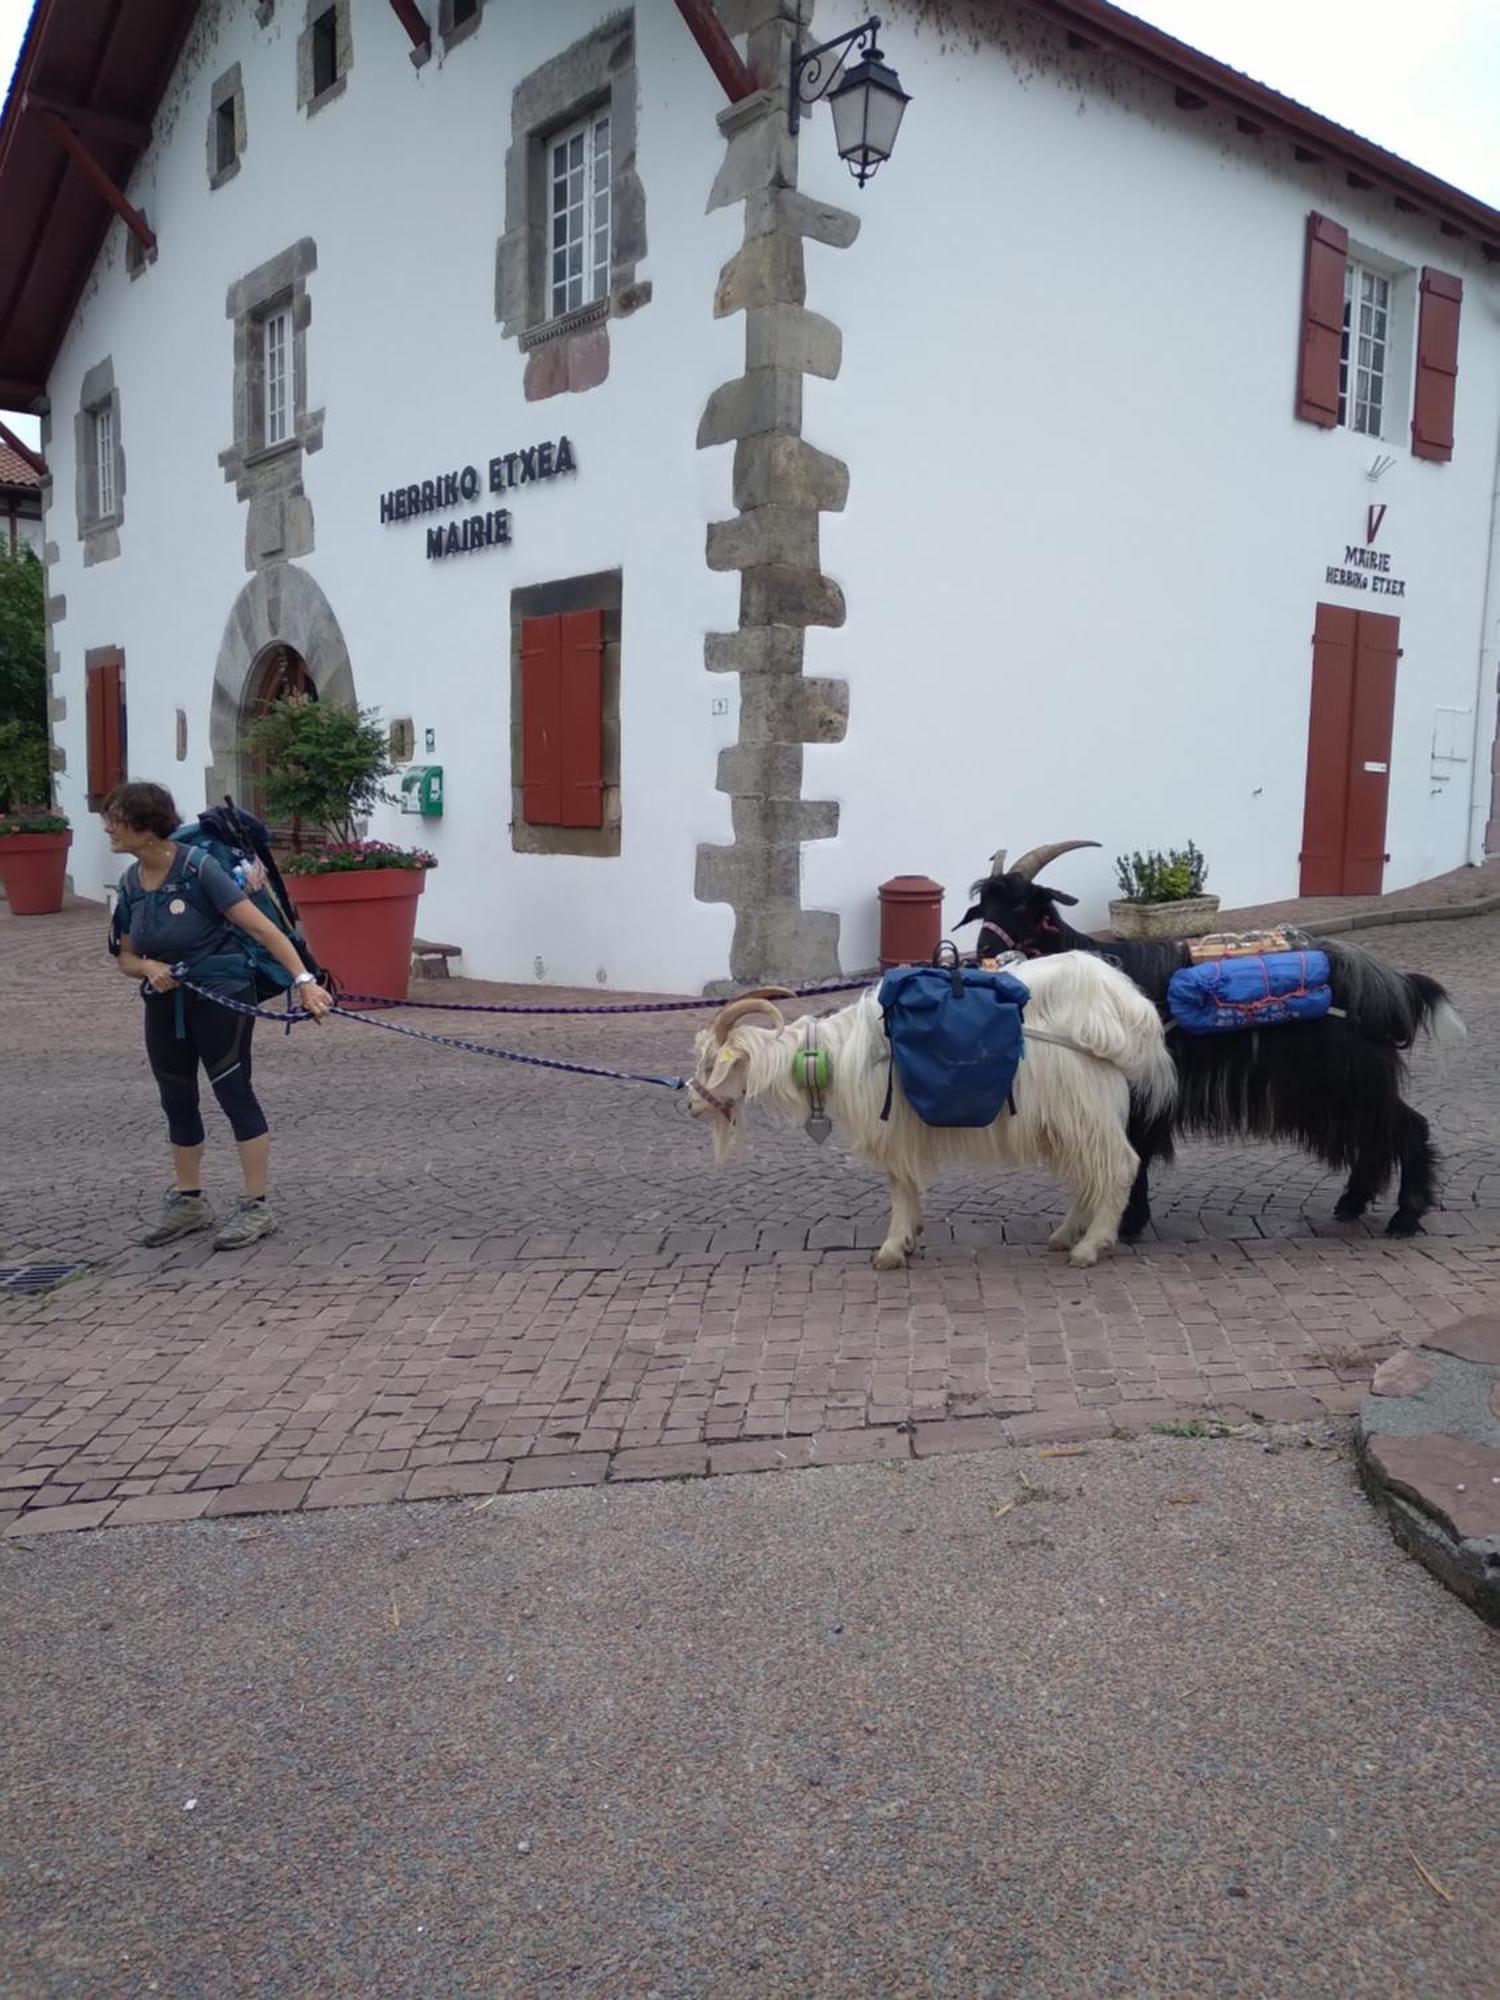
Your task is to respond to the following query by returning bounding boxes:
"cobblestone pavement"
[2,902,1498,1532]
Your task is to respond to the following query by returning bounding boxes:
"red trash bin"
[878,875,944,969]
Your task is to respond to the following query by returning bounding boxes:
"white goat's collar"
[796,1017,833,1143]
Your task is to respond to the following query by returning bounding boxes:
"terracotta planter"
[1107,894,1220,942]
[0,830,71,916]
[291,866,427,1001]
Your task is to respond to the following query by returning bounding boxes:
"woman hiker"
[104,781,333,1250]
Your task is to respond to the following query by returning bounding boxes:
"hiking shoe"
[213,1199,279,1251]
[141,1190,214,1247]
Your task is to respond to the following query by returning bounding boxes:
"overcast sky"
[2,0,1496,447]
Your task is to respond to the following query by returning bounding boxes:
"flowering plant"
[281,839,436,877]
[0,808,69,837]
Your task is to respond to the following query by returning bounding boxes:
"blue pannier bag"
[878,960,1029,1128]
[1167,950,1333,1036]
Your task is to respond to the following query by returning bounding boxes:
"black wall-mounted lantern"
[789,15,910,187]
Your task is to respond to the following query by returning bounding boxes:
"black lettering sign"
[460,465,479,501]
[555,435,576,475]
[421,479,436,512]
[488,456,505,494]
[444,522,460,557]
[380,491,395,523]
[426,526,445,560]
[537,441,554,478]
[518,447,538,482]
[494,508,511,543]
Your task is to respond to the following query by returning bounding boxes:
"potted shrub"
[0,804,71,915]
[1108,843,1219,942]
[241,697,435,1000]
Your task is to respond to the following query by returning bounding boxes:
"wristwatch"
[293,971,316,987]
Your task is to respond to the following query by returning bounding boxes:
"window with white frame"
[263,308,291,448]
[1338,262,1391,436]
[548,110,611,321]
[94,404,116,518]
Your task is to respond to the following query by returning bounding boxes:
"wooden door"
[1299,604,1399,896]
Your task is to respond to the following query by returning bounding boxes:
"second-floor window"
[264,309,290,447]
[1339,262,1391,436]
[95,404,116,517]
[549,110,611,320]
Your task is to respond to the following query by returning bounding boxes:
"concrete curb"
[1355,1319,1500,1628]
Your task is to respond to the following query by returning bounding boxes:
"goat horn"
[710,995,786,1043]
[988,849,1007,877]
[1009,839,1101,881]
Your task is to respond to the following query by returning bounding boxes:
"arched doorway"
[207,565,357,841]
[244,643,317,839]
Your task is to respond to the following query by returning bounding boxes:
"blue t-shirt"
[116,846,249,982]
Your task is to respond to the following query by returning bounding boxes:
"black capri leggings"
[143,986,269,1147]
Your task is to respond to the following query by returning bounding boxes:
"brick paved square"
[3,906,1499,1529]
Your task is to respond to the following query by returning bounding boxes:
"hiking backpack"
[109,798,335,999]
[878,950,1030,1128]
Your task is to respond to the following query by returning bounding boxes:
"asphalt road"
[4,1434,1497,1999]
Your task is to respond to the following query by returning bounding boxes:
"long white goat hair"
[693,954,1177,1268]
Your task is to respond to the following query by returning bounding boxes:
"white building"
[1,0,1497,990]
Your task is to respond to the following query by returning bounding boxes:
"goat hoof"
[873,1245,909,1271]
[1046,1231,1073,1253]
[1119,1214,1149,1242]
[1067,1244,1102,1268]
[1333,1195,1367,1222]
[1385,1212,1423,1238]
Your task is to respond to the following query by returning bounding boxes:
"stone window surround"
[219,240,323,572]
[439,0,486,54]
[510,570,622,859]
[74,357,124,566]
[298,0,351,118]
[495,11,648,353]
[208,62,247,189]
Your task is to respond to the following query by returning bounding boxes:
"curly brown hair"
[100,781,180,839]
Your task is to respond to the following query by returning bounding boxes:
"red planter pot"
[291,866,427,1002]
[0,830,72,916]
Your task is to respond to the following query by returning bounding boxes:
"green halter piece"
[792,1046,831,1090]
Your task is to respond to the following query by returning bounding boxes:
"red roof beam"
[21,90,152,151]
[39,109,156,255]
[0,416,45,479]
[387,0,431,59]
[672,0,755,105]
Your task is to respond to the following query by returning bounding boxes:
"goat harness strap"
[688,1077,737,1120]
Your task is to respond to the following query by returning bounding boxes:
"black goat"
[958,840,1466,1239]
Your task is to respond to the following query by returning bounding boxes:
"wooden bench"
[411,937,461,980]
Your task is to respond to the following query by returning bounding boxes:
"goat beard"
[709,1102,745,1165]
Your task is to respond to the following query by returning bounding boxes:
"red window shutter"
[557,608,604,829]
[520,615,563,825]
[1295,212,1348,427]
[85,657,126,806]
[1411,267,1461,463]
[1299,604,1358,895]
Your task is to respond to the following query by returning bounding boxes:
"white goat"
[689,955,1177,1269]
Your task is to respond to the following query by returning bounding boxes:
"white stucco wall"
[42,0,1500,987]
[46,0,742,991]
[797,0,1500,955]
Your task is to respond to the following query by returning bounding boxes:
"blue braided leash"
[167,973,689,1092]
[333,978,869,1016]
